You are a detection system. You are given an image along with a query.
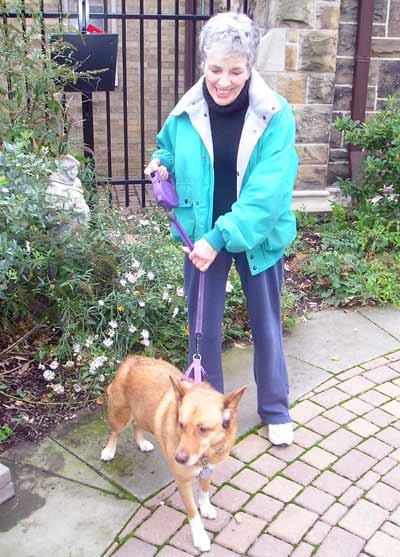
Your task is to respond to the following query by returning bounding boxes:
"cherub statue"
[47,155,90,224]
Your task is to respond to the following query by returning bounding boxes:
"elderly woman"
[146,12,298,446]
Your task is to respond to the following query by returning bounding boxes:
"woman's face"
[204,52,249,106]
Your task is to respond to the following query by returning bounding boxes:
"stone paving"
[108,350,400,557]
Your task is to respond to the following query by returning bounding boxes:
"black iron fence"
[2,0,249,208]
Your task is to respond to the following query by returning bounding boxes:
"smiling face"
[204,52,249,106]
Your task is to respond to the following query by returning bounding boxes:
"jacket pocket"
[171,187,195,241]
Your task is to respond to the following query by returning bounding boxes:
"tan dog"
[101,355,246,552]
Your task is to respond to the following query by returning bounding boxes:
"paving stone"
[337,366,365,381]
[135,505,185,546]
[211,456,243,486]
[170,524,200,556]
[364,408,396,428]
[339,375,376,396]
[120,506,152,537]
[320,429,362,456]
[306,416,339,435]
[387,351,400,362]
[392,507,400,526]
[268,443,305,462]
[199,545,240,557]
[366,482,400,511]
[230,468,267,493]
[391,448,400,461]
[310,388,350,409]
[323,406,356,425]
[364,365,399,384]
[305,520,331,544]
[381,521,400,540]
[0,463,11,489]
[383,464,400,490]
[301,446,337,469]
[293,427,322,448]
[359,390,390,407]
[115,538,156,557]
[202,507,232,534]
[250,453,286,477]
[231,434,270,462]
[314,378,339,393]
[291,541,314,557]
[315,526,365,557]
[283,461,320,486]
[248,534,293,557]
[295,486,335,515]
[263,476,303,502]
[342,398,374,415]
[159,546,193,557]
[339,486,364,506]
[356,470,380,490]
[257,425,269,439]
[339,499,388,539]
[390,360,400,372]
[347,417,380,438]
[145,483,177,509]
[214,512,265,554]
[381,400,400,419]
[358,437,393,459]
[244,492,284,522]
[373,457,397,475]
[377,427,400,448]
[364,530,400,556]
[290,400,324,424]
[313,470,352,497]
[333,449,377,481]
[211,485,249,513]
[376,382,400,398]
[268,503,318,544]
[322,503,348,526]
[362,357,390,370]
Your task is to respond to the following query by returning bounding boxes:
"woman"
[145,12,298,445]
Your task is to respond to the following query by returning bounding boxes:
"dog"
[101,355,246,552]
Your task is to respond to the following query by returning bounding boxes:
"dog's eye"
[198,425,209,434]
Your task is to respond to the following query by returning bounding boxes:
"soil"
[0,229,326,454]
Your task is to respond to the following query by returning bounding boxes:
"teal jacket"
[152,69,298,276]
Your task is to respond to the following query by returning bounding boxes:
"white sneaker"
[268,423,293,446]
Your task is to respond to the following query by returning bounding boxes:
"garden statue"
[47,155,90,225]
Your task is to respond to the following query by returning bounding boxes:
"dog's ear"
[222,386,247,429]
[169,375,189,401]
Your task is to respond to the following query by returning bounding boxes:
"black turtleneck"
[203,79,250,225]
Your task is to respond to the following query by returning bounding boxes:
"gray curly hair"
[199,12,260,70]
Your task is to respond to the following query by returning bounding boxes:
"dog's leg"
[177,479,211,552]
[134,426,154,452]
[101,431,119,461]
[198,475,217,520]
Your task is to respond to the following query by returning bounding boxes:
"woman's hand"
[144,158,169,180]
[184,238,217,272]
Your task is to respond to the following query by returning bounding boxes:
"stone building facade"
[55,0,400,211]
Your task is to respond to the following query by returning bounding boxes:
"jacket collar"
[171,69,281,120]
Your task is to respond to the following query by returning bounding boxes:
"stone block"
[335,57,354,85]
[0,482,15,505]
[0,463,12,489]
[340,0,358,22]
[327,162,349,186]
[287,30,298,43]
[333,85,352,111]
[244,492,284,523]
[317,2,341,30]
[373,23,387,37]
[277,74,307,104]
[315,526,365,557]
[300,31,337,72]
[294,105,332,144]
[215,512,265,554]
[269,1,315,28]
[285,44,298,71]
[268,504,318,545]
[297,145,329,165]
[249,534,293,557]
[329,148,348,162]
[365,531,400,557]
[337,22,357,57]
[388,0,400,36]
[339,499,389,539]
[378,60,400,97]
[371,38,400,58]
[308,74,335,103]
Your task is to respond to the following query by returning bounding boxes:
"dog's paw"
[101,446,116,461]
[137,439,154,452]
[190,514,211,552]
[200,500,217,520]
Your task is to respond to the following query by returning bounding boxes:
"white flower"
[85,337,94,347]
[126,272,137,284]
[109,320,118,329]
[72,343,81,354]
[173,307,179,318]
[98,300,105,307]
[43,370,55,381]
[49,360,59,370]
[65,360,74,368]
[1,187,9,193]
[131,259,140,269]
[89,355,108,374]
[128,325,137,333]
[139,219,149,226]
[141,329,149,340]
[176,287,184,297]
[162,291,169,301]
[99,374,105,383]
[52,384,65,395]
[103,338,113,347]
[147,271,155,280]
[120,278,127,287]
[137,269,145,278]
[25,241,31,254]
[138,300,145,307]
[108,329,115,338]
[226,280,233,293]
[73,384,81,393]
[167,284,173,289]
[141,339,150,347]
[38,363,45,371]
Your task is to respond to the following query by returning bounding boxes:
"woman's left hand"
[184,238,217,272]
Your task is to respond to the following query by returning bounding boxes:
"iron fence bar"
[103,0,113,206]
[157,0,161,132]
[120,0,129,207]
[174,0,179,104]
[210,0,214,15]
[139,0,145,207]
[0,11,209,21]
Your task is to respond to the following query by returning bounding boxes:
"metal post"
[78,0,95,168]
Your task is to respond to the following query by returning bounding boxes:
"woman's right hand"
[144,158,169,180]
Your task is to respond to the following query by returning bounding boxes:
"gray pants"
[184,251,290,425]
